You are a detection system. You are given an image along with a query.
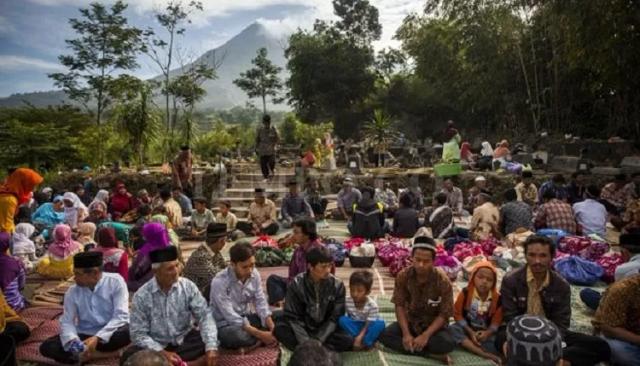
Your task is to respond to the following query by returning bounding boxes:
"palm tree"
[362,109,400,167]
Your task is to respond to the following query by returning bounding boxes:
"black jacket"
[351,199,385,240]
[283,272,346,344]
[501,266,571,333]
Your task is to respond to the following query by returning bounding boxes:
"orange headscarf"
[465,260,500,316]
[0,168,43,205]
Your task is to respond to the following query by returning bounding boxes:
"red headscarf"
[0,168,43,205]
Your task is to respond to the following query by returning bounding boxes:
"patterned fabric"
[515,182,538,205]
[427,205,454,239]
[525,267,549,317]
[130,277,218,351]
[601,183,628,209]
[209,267,271,328]
[256,125,279,156]
[470,202,499,239]
[391,267,454,334]
[345,295,379,321]
[537,181,568,204]
[500,201,533,235]
[182,243,226,294]
[59,272,129,345]
[594,275,640,335]
[375,188,398,209]
[534,199,577,234]
[163,198,183,228]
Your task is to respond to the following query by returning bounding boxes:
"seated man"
[40,252,130,364]
[190,197,216,237]
[534,190,577,234]
[470,193,500,240]
[425,193,454,239]
[573,185,607,237]
[601,174,629,215]
[375,181,399,217]
[515,171,538,206]
[303,179,329,220]
[348,186,386,240]
[379,237,455,363]
[182,223,227,296]
[440,178,464,215]
[392,193,420,238]
[236,188,279,236]
[593,274,640,365]
[498,235,611,366]
[332,178,362,220]
[281,179,314,228]
[538,174,568,205]
[121,246,218,366]
[210,242,275,350]
[266,219,328,306]
[273,247,353,352]
[400,174,425,211]
[500,188,533,236]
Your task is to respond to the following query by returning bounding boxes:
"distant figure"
[256,115,280,182]
[172,145,193,197]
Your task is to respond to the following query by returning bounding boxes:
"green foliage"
[362,109,400,151]
[332,0,382,45]
[233,47,284,114]
[280,114,298,145]
[48,0,145,126]
[73,122,129,167]
[192,121,256,161]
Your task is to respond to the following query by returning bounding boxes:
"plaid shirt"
[601,183,630,209]
[534,199,576,234]
[345,296,380,321]
[500,201,533,235]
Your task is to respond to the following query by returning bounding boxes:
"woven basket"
[349,255,375,268]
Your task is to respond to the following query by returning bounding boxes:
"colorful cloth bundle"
[434,247,462,281]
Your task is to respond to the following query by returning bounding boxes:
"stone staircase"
[212,162,338,219]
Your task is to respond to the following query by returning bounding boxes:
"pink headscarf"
[48,224,82,258]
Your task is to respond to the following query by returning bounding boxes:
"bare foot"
[429,354,453,365]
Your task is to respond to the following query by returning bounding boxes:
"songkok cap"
[73,252,103,269]
[506,315,562,366]
[149,246,178,264]
[412,236,436,255]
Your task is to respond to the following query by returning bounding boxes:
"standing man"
[498,235,611,366]
[172,146,193,197]
[122,246,218,366]
[40,252,130,364]
[256,115,280,182]
[379,237,455,363]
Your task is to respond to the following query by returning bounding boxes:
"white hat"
[475,176,486,182]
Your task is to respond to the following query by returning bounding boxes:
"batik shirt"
[182,243,226,294]
[130,277,218,351]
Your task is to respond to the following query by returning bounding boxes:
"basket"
[434,163,462,177]
[349,255,375,268]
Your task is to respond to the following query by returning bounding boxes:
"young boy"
[191,197,216,236]
[450,260,503,364]
[215,200,241,239]
[338,270,386,350]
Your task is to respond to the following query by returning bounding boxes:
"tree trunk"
[262,94,267,115]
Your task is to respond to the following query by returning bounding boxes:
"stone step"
[229,180,292,189]
[232,173,297,181]
[213,196,283,205]
[223,187,290,198]
[212,206,281,219]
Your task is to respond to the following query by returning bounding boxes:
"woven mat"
[18,306,63,330]
[218,343,280,366]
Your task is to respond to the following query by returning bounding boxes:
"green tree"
[233,47,284,114]
[145,0,203,140]
[332,0,382,45]
[362,109,400,163]
[111,77,163,165]
[49,0,145,126]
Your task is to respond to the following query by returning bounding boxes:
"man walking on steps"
[256,114,280,182]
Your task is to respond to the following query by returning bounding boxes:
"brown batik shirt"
[594,274,640,335]
[392,266,454,334]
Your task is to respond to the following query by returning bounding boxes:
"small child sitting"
[450,260,503,364]
[338,270,385,350]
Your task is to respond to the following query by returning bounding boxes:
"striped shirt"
[345,296,379,321]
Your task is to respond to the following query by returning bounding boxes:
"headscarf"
[96,227,118,249]
[138,222,170,257]
[77,222,97,245]
[110,183,133,215]
[0,168,44,205]
[31,201,66,226]
[460,260,501,322]
[89,190,109,211]
[12,223,36,255]
[63,192,87,228]
[460,142,472,161]
[48,224,82,258]
[480,141,494,157]
[0,232,23,289]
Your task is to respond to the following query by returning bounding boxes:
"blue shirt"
[572,199,607,237]
[281,193,313,220]
[209,267,271,328]
[176,193,193,216]
[538,181,568,204]
[130,277,218,351]
[337,188,362,210]
[59,273,129,345]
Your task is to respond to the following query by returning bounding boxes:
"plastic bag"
[536,229,567,245]
[597,252,625,283]
[442,139,461,163]
[255,247,285,267]
[350,243,376,257]
[377,244,410,267]
[326,241,347,267]
[554,256,603,286]
[252,235,279,248]
[344,237,366,251]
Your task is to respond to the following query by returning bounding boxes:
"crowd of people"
[1,134,640,366]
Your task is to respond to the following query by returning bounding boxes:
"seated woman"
[0,233,27,312]
[63,192,88,230]
[0,168,43,234]
[86,200,109,225]
[127,222,169,292]
[76,222,97,250]
[93,227,128,281]
[88,189,110,213]
[36,224,83,280]
[12,223,37,272]
[109,183,136,221]
[31,195,65,232]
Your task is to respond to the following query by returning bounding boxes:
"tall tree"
[144,0,203,138]
[49,0,144,126]
[332,0,382,45]
[233,47,284,114]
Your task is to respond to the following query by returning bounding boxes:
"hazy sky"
[0,0,423,97]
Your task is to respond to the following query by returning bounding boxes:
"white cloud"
[0,55,64,71]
